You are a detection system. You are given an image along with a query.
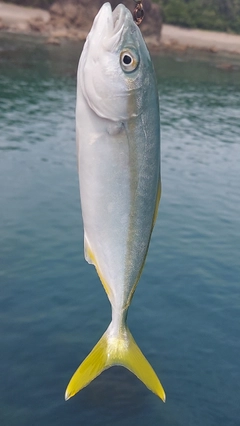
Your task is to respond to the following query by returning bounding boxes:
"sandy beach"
[1,1,240,56]
[161,24,240,55]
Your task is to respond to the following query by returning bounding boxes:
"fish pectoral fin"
[65,324,166,402]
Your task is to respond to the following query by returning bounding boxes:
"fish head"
[78,2,153,121]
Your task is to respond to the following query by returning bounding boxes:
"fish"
[65,2,165,402]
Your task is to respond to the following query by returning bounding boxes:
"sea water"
[0,33,240,426]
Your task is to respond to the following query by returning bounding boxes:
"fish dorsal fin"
[152,180,161,229]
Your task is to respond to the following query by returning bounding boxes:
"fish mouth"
[92,2,134,48]
[112,4,128,34]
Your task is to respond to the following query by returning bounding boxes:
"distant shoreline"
[161,24,240,56]
[1,1,240,56]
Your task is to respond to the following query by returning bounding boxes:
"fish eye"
[123,54,132,65]
[120,49,139,73]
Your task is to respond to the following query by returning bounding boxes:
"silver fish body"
[65,2,165,402]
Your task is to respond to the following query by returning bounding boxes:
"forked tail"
[65,324,166,402]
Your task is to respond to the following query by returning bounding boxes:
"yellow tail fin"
[65,325,166,402]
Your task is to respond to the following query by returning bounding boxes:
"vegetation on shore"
[3,0,240,34]
[156,0,240,34]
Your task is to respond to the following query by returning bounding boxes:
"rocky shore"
[1,0,240,55]
[0,0,162,49]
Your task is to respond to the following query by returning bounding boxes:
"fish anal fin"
[84,235,112,299]
[65,324,166,402]
[84,234,94,265]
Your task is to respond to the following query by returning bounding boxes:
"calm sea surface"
[0,33,240,426]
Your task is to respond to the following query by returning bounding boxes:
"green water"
[0,33,240,426]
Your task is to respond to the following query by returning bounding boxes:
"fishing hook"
[133,0,144,26]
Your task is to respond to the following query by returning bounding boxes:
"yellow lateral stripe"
[126,180,161,309]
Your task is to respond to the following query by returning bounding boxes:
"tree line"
[3,0,240,34]
[158,0,240,33]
